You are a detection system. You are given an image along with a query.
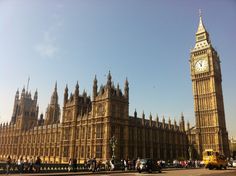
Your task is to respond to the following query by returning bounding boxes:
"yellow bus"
[203,149,227,170]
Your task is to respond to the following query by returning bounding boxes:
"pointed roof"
[55,81,57,90]
[93,75,97,84]
[192,10,211,51]
[196,15,207,34]
[50,83,58,105]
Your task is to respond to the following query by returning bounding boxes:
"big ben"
[190,13,230,158]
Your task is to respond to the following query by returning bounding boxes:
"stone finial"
[162,116,165,128]
[134,109,137,118]
[149,113,152,127]
[174,119,177,127]
[156,114,159,127]
[124,77,129,98]
[107,71,112,87]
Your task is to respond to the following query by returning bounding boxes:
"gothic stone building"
[0,15,230,163]
[0,72,188,163]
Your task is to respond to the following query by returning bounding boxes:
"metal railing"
[0,163,106,174]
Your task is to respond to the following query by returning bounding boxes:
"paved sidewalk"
[2,170,135,176]
[2,167,203,176]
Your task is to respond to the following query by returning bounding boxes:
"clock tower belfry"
[190,13,230,158]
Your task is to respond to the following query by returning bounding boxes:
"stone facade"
[0,72,187,163]
[187,14,230,158]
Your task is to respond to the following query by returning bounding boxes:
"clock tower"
[190,13,230,158]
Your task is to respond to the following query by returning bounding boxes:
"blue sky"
[0,0,235,137]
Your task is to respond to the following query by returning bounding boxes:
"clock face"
[195,59,208,73]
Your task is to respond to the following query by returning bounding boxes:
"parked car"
[137,158,161,173]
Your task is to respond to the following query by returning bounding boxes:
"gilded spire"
[193,10,211,50]
[196,9,207,34]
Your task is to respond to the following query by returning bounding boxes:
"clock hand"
[199,62,202,67]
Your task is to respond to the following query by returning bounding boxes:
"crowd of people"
[4,155,42,174]
[4,155,206,174]
[80,158,205,172]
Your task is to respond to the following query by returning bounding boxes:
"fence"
[0,163,105,174]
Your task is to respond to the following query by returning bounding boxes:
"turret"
[168,117,171,129]
[11,89,20,123]
[15,89,19,100]
[21,87,26,98]
[116,83,120,96]
[64,85,68,105]
[74,81,79,102]
[38,113,44,126]
[149,113,152,127]
[34,89,38,101]
[93,75,97,100]
[82,90,87,103]
[180,112,185,131]
[107,71,112,88]
[156,114,159,127]
[50,82,58,105]
[162,116,165,128]
[45,83,60,125]
[187,121,190,131]
[124,78,129,99]
[142,111,145,126]
[174,119,177,130]
[134,109,137,118]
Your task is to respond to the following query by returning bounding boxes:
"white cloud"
[35,43,58,58]
[35,31,58,58]
[34,4,64,59]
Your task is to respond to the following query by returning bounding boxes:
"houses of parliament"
[0,15,230,163]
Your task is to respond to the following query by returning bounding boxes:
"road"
[99,168,236,176]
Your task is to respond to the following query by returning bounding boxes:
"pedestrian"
[124,159,127,171]
[73,158,77,172]
[68,158,72,172]
[92,158,97,172]
[135,157,141,170]
[29,157,34,172]
[110,159,115,171]
[6,155,11,175]
[35,156,41,173]
[17,156,24,174]
[105,159,109,171]
[23,157,29,172]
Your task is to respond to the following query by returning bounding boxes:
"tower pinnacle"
[196,9,206,34]
[193,10,211,50]
[54,81,57,91]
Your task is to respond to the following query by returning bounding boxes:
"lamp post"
[110,135,117,159]
[188,145,192,160]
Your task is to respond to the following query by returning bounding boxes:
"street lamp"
[188,145,192,160]
[110,135,117,159]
